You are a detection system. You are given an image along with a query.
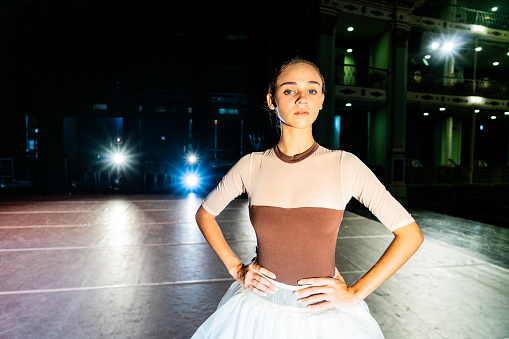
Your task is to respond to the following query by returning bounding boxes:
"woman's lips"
[294,111,309,115]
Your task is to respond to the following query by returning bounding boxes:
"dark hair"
[264,58,325,118]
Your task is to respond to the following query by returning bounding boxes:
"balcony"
[336,65,388,89]
[408,74,509,99]
[413,1,509,30]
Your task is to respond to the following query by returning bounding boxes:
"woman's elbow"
[394,221,424,248]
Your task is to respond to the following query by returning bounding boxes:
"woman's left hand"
[293,268,361,309]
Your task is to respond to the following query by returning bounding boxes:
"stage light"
[431,42,440,50]
[472,25,487,33]
[347,27,354,32]
[187,154,198,164]
[442,42,454,52]
[184,173,199,189]
[113,153,125,164]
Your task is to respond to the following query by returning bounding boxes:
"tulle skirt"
[192,280,385,339]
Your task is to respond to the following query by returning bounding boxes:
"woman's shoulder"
[314,145,366,167]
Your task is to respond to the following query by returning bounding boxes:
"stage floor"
[0,195,507,338]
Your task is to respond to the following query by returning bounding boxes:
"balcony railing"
[336,65,388,89]
[413,1,509,30]
[408,75,509,99]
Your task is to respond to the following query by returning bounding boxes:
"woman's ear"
[320,93,325,110]
[266,93,277,110]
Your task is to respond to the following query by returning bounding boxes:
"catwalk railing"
[408,75,509,99]
[413,1,509,30]
[336,65,388,89]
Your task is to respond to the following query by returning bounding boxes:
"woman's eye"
[308,89,317,94]
[283,89,294,95]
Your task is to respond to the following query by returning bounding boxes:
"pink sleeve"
[201,154,252,216]
[340,152,415,232]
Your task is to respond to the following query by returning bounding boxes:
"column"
[317,10,338,149]
[445,116,453,164]
[387,18,411,203]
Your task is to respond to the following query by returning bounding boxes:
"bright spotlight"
[113,153,125,164]
[187,154,198,164]
[442,42,454,52]
[491,6,498,12]
[431,42,440,50]
[475,47,483,52]
[184,173,199,188]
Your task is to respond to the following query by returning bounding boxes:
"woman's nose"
[296,93,308,105]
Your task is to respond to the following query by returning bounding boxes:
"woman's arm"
[196,206,278,296]
[295,221,423,309]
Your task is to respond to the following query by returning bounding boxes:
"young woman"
[192,58,424,338]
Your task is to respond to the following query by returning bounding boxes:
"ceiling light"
[475,47,482,52]
[431,42,440,50]
[491,7,498,12]
[442,42,454,52]
[504,112,509,115]
[475,109,480,113]
[472,25,487,33]
[347,27,354,32]
[346,103,352,107]
[424,55,431,59]
[493,62,500,66]
[347,48,353,53]
[491,116,497,119]
[423,112,429,116]
[439,107,446,111]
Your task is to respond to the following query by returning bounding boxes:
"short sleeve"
[340,152,415,232]
[201,154,252,216]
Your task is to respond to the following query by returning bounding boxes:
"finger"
[252,275,278,294]
[306,300,331,310]
[297,277,330,286]
[247,283,267,297]
[250,262,276,280]
[294,285,330,297]
[258,266,277,280]
[297,293,329,306]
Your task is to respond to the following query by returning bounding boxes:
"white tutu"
[192,280,385,339]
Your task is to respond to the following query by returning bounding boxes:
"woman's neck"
[277,127,315,156]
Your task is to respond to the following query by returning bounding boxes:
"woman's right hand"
[229,262,278,296]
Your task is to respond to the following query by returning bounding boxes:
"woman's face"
[267,63,324,130]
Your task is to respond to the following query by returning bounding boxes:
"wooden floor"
[0,195,507,338]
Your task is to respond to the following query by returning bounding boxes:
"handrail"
[336,65,388,89]
[408,74,509,99]
[413,1,509,30]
